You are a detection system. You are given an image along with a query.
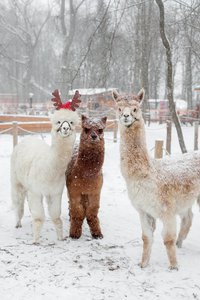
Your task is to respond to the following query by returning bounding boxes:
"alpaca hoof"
[92,233,103,239]
[15,222,22,228]
[176,240,182,248]
[33,241,40,245]
[168,265,179,271]
[70,234,81,239]
[15,224,22,229]
[138,262,148,269]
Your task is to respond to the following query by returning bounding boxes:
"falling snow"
[0,125,200,300]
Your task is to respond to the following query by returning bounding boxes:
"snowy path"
[0,125,200,300]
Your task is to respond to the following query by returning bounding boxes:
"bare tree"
[0,0,200,111]
[0,0,51,102]
[156,0,187,153]
[155,0,187,153]
[59,0,85,97]
[140,1,153,102]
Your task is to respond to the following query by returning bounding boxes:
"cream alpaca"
[113,89,200,270]
[11,108,79,244]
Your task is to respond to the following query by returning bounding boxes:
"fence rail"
[0,119,119,147]
[0,119,199,153]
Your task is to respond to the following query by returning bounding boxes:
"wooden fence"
[0,119,119,147]
[154,121,199,158]
[0,118,199,155]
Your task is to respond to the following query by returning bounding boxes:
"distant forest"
[0,0,200,108]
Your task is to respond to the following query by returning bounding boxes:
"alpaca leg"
[139,211,156,268]
[162,216,178,270]
[69,194,85,239]
[27,192,45,244]
[11,181,26,228]
[86,194,103,239]
[197,194,200,210]
[176,208,193,248]
[46,195,63,241]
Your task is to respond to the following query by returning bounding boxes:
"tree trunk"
[155,0,187,153]
[60,0,77,97]
[185,46,193,109]
[133,9,141,93]
[140,2,152,101]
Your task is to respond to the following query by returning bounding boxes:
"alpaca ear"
[112,90,120,102]
[81,115,88,122]
[101,116,107,126]
[81,114,88,127]
[137,88,145,104]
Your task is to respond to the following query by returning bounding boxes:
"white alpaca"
[11,108,79,243]
[113,88,200,269]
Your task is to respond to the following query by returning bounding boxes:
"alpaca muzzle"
[121,115,132,127]
[121,115,139,128]
[57,121,71,137]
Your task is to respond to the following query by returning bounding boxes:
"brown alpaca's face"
[112,89,145,128]
[81,116,107,144]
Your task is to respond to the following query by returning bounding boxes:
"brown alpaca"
[113,88,200,270]
[66,115,107,239]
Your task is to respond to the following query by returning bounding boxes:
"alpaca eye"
[70,121,73,125]
[98,129,103,134]
[57,121,61,124]
[133,108,137,112]
[84,128,90,134]
[119,108,122,112]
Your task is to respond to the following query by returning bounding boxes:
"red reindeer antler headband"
[51,89,81,111]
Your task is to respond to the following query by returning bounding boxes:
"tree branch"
[60,0,66,35]
[70,0,112,86]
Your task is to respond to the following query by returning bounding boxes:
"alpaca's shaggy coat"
[113,89,200,269]
[11,109,79,243]
[66,115,106,239]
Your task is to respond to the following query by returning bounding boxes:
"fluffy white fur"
[11,109,79,244]
[113,88,200,270]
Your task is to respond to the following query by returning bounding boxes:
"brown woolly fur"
[113,88,200,270]
[66,115,107,239]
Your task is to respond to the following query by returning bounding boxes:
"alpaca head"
[112,89,145,128]
[80,115,107,145]
[50,89,81,138]
[51,109,79,138]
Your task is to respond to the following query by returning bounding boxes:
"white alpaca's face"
[117,102,141,127]
[56,120,72,137]
[51,109,79,138]
[112,89,145,128]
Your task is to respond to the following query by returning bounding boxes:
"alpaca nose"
[63,126,69,132]
[91,133,97,140]
[124,114,130,118]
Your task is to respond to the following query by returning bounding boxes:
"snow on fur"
[10,109,79,243]
[0,129,200,299]
[113,88,200,270]
[66,115,107,239]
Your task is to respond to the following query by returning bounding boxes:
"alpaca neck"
[76,141,104,178]
[50,133,74,173]
[120,119,152,178]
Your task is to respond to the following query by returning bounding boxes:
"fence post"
[12,121,18,147]
[166,120,172,155]
[154,140,163,158]
[194,121,199,151]
[113,120,118,143]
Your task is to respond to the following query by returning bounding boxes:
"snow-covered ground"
[0,123,200,300]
